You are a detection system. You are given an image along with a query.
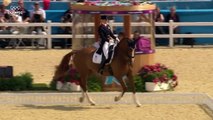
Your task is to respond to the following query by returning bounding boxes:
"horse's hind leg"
[114,76,127,102]
[79,74,96,106]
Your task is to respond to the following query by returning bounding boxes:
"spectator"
[30,2,46,22]
[60,2,72,34]
[166,6,180,45]
[154,7,166,45]
[0,13,22,48]
[0,4,9,18]
[132,30,151,52]
[30,2,47,48]
[17,0,30,23]
[58,2,72,48]
[0,4,9,30]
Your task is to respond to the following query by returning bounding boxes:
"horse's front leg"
[127,71,141,107]
[114,76,127,102]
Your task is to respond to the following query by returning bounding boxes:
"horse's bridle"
[127,40,136,64]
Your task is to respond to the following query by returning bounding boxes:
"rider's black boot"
[98,57,106,74]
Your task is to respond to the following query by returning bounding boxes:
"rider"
[98,15,119,74]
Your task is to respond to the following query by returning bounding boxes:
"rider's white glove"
[115,38,120,43]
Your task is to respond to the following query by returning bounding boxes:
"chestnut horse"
[54,38,141,107]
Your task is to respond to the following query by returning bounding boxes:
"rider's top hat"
[100,15,108,20]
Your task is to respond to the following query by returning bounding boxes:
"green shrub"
[31,83,50,90]
[49,79,57,90]
[0,73,33,91]
[87,75,102,92]
[133,75,146,92]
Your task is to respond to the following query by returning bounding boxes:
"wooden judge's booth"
[71,1,156,91]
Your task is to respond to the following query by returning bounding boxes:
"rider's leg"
[98,41,109,74]
[98,55,106,74]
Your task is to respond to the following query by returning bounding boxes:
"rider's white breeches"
[103,41,109,59]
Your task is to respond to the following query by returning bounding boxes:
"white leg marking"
[85,91,96,106]
[133,93,141,107]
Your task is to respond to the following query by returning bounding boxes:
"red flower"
[153,78,159,84]
[70,80,80,85]
[172,75,177,81]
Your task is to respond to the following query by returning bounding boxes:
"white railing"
[1,20,213,49]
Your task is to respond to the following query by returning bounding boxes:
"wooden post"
[124,15,131,38]
[94,14,100,41]
[149,13,156,50]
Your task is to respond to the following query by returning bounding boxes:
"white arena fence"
[1,20,213,49]
[0,92,212,110]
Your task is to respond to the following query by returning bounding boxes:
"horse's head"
[117,38,136,63]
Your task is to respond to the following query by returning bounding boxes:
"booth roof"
[71,2,156,14]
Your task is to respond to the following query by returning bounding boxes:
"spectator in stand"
[166,6,180,45]
[0,4,9,30]
[30,2,47,48]
[132,30,151,52]
[154,7,166,46]
[17,0,30,23]
[59,2,72,48]
[0,13,22,48]
[60,2,72,34]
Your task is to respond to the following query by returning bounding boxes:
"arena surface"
[0,48,213,120]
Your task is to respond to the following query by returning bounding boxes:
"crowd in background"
[0,0,73,48]
[0,0,185,49]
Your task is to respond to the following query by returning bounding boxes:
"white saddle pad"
[92,40,118,64]
[92,52,102,64]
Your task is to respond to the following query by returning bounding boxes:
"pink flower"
[70,80,80,85]
[153,78,159,84]
[172,75,177,81]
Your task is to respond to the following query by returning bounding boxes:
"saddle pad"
[92,51,102,64]
[92,41,118,64]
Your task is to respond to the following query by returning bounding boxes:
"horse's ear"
[127,39,136,49]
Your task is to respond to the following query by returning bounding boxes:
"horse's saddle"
[92,40,117,64]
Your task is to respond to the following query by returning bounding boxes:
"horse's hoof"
[79,97,84,103]
[90,102,96,106]
[114,96,120,102]
[136,103,142,107]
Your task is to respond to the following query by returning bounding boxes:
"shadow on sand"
[21,104,112,111]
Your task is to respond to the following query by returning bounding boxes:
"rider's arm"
[107,25,116,40]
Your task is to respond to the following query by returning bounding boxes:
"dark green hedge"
[133,75,146,92]
[87,75,102,92]
[0,73,33,91]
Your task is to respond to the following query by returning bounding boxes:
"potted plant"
[56,66,81,92]
[138,63,178,92]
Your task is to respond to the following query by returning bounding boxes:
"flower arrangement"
[138,63,178,91]
[56,65,81,92]
[74,0,151,6]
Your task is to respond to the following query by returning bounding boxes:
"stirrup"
[98,69,104,74]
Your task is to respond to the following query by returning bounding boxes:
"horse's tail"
[58,51,76,72]
[53,51,76,80]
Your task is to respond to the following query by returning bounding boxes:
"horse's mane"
[115,37,130,54]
